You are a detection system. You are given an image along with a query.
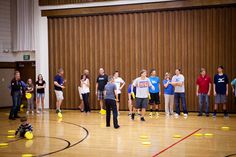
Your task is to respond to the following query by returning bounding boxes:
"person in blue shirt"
[163,72,175,116]
[213,66,229,118]
[231,77,236,104]
[149,69,161,116]
[127,81,136,116]
[54,68,66,114]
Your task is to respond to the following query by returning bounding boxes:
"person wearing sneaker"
[80,74,91,113]
[148,69,161,117]
[36,74,46,114]
[163,72,175,116]
[96,68,108,114]
[131,69,155,121]
[196,68,212,117]
[213,66,229,118]
[26,78,35,115]
[9,71,25,120]
[104,75,120,129]
[114,71,125,115]
[171,69,188,118]
[127,81,136,116]
[231,77,236,105]
[54,68,66,114]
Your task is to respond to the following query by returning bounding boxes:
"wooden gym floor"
[0,109,236,157]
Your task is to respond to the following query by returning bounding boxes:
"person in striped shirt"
[15,117,33,137]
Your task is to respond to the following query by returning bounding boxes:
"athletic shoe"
[149,112,153,117]
[31,111,34,114]
[131,113,135,120]
[140,117,145,121]
[118,112,120,115]
[56,109,61,113]
[174,113,179,118]
[155,112,159,116]
[224,113,229,118]
[106,125,110,127]
[114,125,120,129]
[197,113,202,116]
[128,113,132,116]
[183,113,188,118]
[15,115,21,118]
[26,111,29,115]
[36,110,40,114]
[138,113,141,116]
[206,113,209,117]
[8,116,16,120]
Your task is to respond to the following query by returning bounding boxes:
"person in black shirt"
[213,66,229,118]
[96,68,108,113]
[36,74,46,114]
[54,68,66,113]
[9,71,25,120]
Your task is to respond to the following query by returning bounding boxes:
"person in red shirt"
[196,68,212,116]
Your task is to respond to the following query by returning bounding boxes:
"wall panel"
[48,6,236,112]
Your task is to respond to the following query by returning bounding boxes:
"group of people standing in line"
[9,66,236,130]
[53,66,236,128]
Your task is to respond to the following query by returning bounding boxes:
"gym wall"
[47,5,236,112]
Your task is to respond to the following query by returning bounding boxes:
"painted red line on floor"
[152,128,201,157]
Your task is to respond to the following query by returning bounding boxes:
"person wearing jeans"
[196,68,212,117]
[104,76,120,129]
[9,71,24,120]
[80,74,90,113]
[171,69,188,118]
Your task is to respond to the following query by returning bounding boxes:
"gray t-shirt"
[133,77,154,98]
[104,82,117,100]
[172,74,185,93]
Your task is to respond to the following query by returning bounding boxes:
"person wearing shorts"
[231,77,236,104]
[213,66,229,118]
[96,68,108,113]
[114,71,125,114]
[36,74,46,114]
[54,68,66,114]
[131,69,154,121]
[149,69,161,117]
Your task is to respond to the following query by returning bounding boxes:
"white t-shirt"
[80,79,90,94]
[172,74,185,93]
[114,77,125,94]
[133,77,154,98]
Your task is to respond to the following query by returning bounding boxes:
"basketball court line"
[152,128,202,157]
[225,153,236,157]
[0,119,89,157]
